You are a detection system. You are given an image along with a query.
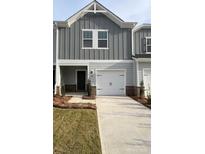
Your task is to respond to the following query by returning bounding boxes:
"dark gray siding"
[134,28,151,55]
[56,13,132,60]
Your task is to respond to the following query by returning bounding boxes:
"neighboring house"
[53,0,151,96]
[132,24,151,96]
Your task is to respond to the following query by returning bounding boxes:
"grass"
[53,108,102,154]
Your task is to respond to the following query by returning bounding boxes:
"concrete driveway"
[96,96,151,154]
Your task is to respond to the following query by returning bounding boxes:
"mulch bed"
[130,96,151,109]
[53,95,72,105]
[82,95,96,100]
[53,95,96,110]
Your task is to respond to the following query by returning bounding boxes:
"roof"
[55,0,137,28]
[133,23,151,32]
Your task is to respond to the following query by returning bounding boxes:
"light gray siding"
[56,13,132,60]
[134,28,151,55]
[138,62,151,84]
[89,62,134,86]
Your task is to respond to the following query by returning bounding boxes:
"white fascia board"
[58,60,89,66]
[67,2,94,27]
[133,24,151,32]
[58,60,134,65]
[66,1,134,28]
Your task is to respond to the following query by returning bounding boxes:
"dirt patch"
[53,95,96,110]
[130,96,151,109]
[82,95,96,100]
[53,95,72,105]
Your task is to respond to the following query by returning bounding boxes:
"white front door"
[96,70,125,96]
[143,68,151,96]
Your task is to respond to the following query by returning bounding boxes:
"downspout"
[55,22,61,95]
[131,26,134,56]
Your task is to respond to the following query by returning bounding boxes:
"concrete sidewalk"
[96,96,151,154]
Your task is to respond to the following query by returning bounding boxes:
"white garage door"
[143,68,151,96]
[96,70,125,96]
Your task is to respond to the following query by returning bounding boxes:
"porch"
[59,66,88,95]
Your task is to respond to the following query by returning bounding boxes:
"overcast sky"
[53,0,151,24]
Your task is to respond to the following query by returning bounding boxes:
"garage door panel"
[96,70,125,96]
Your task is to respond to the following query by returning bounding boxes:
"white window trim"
[82,29,109,50]
[82,30,93,49]
[145,36,151,54]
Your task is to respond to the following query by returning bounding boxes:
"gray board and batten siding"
[54,13,132,60]
[133,28,151,55]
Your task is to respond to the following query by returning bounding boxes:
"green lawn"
[53,108,102,154]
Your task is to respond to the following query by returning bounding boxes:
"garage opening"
[96,70,126,96]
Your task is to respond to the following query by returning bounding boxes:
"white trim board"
[132,57,151,62]
[66,1,136,28]
[58,60,134,65]
[133,24,151,32]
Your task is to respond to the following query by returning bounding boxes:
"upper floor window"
[82,29,108,49]
[83,31,93,48]
[98,31,108,48]
[145,37,151,53]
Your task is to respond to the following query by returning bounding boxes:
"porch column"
[54,24,62,95]
[133,58,140,96]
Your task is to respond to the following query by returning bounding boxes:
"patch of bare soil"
[53,95,72,105]
[53,95,96,110]
[130,96,151,109]
[82,95,96,100]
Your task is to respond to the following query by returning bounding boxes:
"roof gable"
[65,0,136,28]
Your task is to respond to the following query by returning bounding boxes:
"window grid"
[82,29,108,49]
[146,37,151,53]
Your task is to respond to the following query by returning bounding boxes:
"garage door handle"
[120,88,124,90]
[97,75,102,77]
[120,75,124,76]
[97,88,102,90]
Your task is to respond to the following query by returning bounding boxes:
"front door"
[77,71,86,91]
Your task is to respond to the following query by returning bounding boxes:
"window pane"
[147,46,151,52]
[83,31,92,39]
[147,38,151,45]
[98,40,107,48]
[98,31,107,39]
[83,40,92,48]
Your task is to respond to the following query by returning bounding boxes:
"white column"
[55,25,62,95]
[136,60,139,87]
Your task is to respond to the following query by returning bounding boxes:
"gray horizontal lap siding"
[57,13,132,60]
[134,28,151,55]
